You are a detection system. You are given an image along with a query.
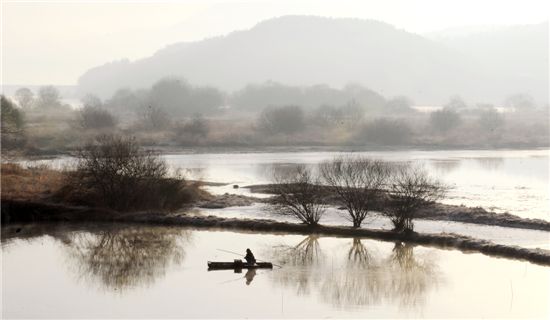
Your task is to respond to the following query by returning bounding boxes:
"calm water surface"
[2,224,549,318]
[28,149,550,221]
[164,149,549,220]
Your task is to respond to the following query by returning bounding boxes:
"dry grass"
[1,162,66,201]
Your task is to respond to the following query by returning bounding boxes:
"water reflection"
[275,235,324,266]
[257,163,310,182]
[385,242,439,309]
[322,241,439,309]
[271,237,440,310]
[320,238,383,307]
[62,225,191,291]
[475,157,504,171]
[347,237,375,266]
[271,235,324,294]
[1,224,76,247]
[245,269,257,285]
[430,160,461,174]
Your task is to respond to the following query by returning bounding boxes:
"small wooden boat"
[207,259,273,270]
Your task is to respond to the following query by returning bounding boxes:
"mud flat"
[416,203,550,231]
[247,183,550,231]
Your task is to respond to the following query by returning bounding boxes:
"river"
[2,224,549,318]
[5,148,550,318]
[27,148,550,221]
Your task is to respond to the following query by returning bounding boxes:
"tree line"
[3,79,548,153]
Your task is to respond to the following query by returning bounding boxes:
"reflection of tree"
[321,238,383,306]
[277,235,323,266]
[385,242,439,309]
[63,225,191,291]
[259,163,316,184]
[430,160,461,174]
[475,157,503,171]
[270,237,440,310]
[271,235,324,294]
[347,238,374,266]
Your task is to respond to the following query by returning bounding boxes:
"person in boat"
[244,248,256,264]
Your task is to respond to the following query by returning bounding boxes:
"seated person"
[244,248,256,264]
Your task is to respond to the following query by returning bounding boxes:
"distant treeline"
[2,78,549,154]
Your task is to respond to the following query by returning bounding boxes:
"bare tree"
[71,135,193,211]
[429,107,462,133]
[320,156,390,228]
[271,164,326,225]
[81,93,103,108]
[258,105,305,135]
[140,105,170,130]
[78,106,117,129]
[37,85,62,108]
[175,113,209,142]
[14,87,34,110]
[357,118,413,145]
[383,163,446,232]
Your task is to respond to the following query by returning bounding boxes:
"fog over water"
[2,1,549,318]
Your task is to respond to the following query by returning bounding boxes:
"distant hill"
[77,16,548,105]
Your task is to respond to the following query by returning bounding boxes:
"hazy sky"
[2,0,549,85]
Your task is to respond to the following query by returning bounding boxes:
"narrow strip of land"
[246,184,550,231]
[3,199,549,266]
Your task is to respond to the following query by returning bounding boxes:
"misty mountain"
[77,16,548,105]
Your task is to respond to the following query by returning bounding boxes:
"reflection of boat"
[208,260,273,270]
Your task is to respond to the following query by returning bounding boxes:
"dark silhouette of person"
[244,248,256,264]
[245,269,256,285]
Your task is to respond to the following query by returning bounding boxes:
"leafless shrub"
[258,105,305,134]
[271,164,326,225]
[357,118,413,145]
[139,105,170,130]
[320,156,390,228]
[383,163,446,232]
[429,107,461,133]
[174,114,210,144]
[68,134,193,211]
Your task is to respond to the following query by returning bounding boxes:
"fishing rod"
[217,248,282,268]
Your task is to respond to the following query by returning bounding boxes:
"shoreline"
[246,184,550,231]
[6,145,549,160]
[2,199,549,266]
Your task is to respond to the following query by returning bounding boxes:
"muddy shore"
[245,183,550,231]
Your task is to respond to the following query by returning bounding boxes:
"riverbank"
[6,144,550,161]
[3,160,548,232]
[2,199,549,266]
